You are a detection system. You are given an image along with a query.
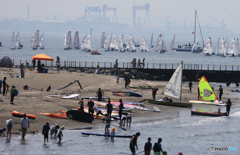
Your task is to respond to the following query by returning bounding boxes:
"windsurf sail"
[198,76,218,101]
[163,61,183,100]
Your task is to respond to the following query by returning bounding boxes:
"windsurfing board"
[61,94,79,99]
[188,100,220,105]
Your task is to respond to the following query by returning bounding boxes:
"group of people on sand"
[0,77,17,104]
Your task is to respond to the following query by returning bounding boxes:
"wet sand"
[0,68,238,137]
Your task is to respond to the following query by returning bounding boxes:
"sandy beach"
[0,67,238,137]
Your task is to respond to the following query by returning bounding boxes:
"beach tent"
[0,56,13,67]
[32,53,53,61]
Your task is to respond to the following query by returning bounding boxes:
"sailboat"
[222,38,227,57]
[126,35,132,51]
[227,38,236,57]
[73,31,80,49]
[202,37,213,56]
[132,36,140,47]
[31,32,37,50]
[81,34,87,49]
[103,34,109,51]
[110,34,119,51]
[150,33,154,48]
[236,38,240,57]
[39,33,45,50]
[81,34,91,52]
[176,10,203,52]
[224,38,228,55]
[148,61,192,107]
[119,35,125,52]
[101,32,105,48]
[139,36,150,52]
[10,31,16,50]
[68,31,73,50]
[215,38,220,55]
[130,36,136,52]
[63,34,68,50]
[217,38,225,56]
[35,30,40,47]
[155,34,167,53]
[170,34,176,50]
[16,32,23,49]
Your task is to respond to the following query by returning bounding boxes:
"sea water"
[1,107,239,155]
[0,31,240,65]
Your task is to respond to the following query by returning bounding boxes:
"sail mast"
[180,61,183,103]
[194,10,196,44]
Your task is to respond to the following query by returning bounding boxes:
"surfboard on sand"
[61,94,79,99]
[112,91,142,97]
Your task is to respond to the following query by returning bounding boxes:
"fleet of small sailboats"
[10,31,23,50]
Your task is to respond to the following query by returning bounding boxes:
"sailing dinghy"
[30,32,37,50]
[170,34,176,50]
[202,37,213,56]
[73,31,80,49]
[39,33,45,49]
[150,33,154,48]
[16,32,23,49]
[148,61,192,107]
[10,32,16,50]
[119,35,125,52]
[110,34,119,51]
[155,34,167,53]
[227,38,236,57]
[82,34,91,52]
[140,36,150,52]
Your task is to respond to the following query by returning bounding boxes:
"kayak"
[112,91,142,97]
[81,132,132,138]
[66,110,93,123]
[36,112,68,119]
[191,110,229,117]
[12,111,36,119]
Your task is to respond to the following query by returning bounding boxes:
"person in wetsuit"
[226,99,232,115]
[130,132,141,155]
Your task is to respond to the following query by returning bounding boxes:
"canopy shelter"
[32,53,53,61]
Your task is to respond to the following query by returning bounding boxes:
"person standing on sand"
[117,75,119,84]
[152,88,158,100]
[153,138,163,155]
[42,122,50,144]
[88,98,94,115]
[2,77,7,96]
[10,85,16,104]
[130,132,141,155]
[144,137,152,155]
[188,81,192,93]
[219,85,223,101]
[78,98,84,111]
[105,100,113,119]
[20,64,24,78]
[6,119,13,141]
[142,58,145,68]
[96,88,104,101]
[124,74,129,88]
[118,99,124,121]
[21,114,29,140]
[32,59,36,70]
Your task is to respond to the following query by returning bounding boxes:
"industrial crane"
[132,3,151,28]
[84,6,101,21]
[102,5,117,23]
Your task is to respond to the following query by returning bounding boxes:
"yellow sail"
[198,76,218,101]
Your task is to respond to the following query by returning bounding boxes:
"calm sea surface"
[0,31,239,65]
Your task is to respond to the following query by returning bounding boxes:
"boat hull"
[191,110,228,117]
[148,99,192,107]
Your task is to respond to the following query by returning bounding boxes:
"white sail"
[156,34,163,51]
[35,30,39,47]
[150,33,153,48]
[119,35,123,49]
[101,32,105,48]
[140,36,150,52]
[126,35,132,50]
[163,61,183,99]
[131,38,136,51]
[104,34,109,49]
[215,38,220,55]
[39,33,44,49]
[191,38,198,52]
[236,38,239,56]
[110,34,117,49]
[67,31,72,49]
[108,34,112,49]
[73,31,80,49]
[218,38,224,55]
[15,32,19,47]
[82,34,91,50]
[227,38,236,56]
[170,34,176,49]
[203,37,212,55]
[63,34,67,48]
[30,32,35,47]
[224,38,228,54]
[81,34,87,48]
[11,31,15,49]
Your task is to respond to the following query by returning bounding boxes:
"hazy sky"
[0,0,240,28]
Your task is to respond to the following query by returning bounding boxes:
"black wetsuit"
[219,87,223,101]
[119,102,124,120]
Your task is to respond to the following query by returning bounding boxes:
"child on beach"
[117,75,119,84]
[103,114,110,135]
[110,128,115,142]
[144,137,152,155]
[57,126,65,143]
[0,128,6,136]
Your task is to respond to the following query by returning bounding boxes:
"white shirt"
[6,119,13,125]
[94,105,99,112]
[21,117,29,128]
[57,129,63,136]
